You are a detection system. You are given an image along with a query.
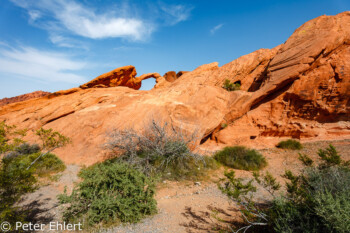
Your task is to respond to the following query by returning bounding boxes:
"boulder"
[164,71,177,82]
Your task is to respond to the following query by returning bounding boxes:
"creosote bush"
[219,144,350,233]
[106,120,217,180]
[58,161,157,227]
[276,139,303,150]
[214,146,267,171]
[222,79,241,91]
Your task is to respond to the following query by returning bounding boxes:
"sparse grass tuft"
[214,146,267,171]
[276,139,302,150]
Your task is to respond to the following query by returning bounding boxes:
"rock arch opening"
[140,78,157,90]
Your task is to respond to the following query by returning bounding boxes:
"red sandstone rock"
[164,71,177,82]
[0,91,50,107]
[80,65,140,90]
[176,71,189,78]
[0,12,349,165]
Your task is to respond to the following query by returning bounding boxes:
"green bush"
[0,122,69,229]
[4,143,65,176]
[0,121,26,154]
[276,139,302,150]
[214,146,267,171]
[0,155,37,224]
[222,79,241,91]
[107,120,217,180]
[219,144,350,233]
[25,152,66,176]
[273,145,350,233]
[271,166,350,233]
[59,161,157,227]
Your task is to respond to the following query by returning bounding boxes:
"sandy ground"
[18,139,350,233]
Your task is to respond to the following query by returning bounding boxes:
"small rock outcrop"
[164,71,177,82]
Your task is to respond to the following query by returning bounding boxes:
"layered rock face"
[0,91,51,107]
[0,12,349,165]
[214,12,350,145]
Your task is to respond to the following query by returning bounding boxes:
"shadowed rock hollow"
[0,12,349,165]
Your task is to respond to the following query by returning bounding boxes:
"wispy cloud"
[159,3,194,25]
[0,46,87,84]
[28,10,41,22]
[10,0,154,41]
[11,0,193,44]
[210,23,224,35]
[49,34,89,50]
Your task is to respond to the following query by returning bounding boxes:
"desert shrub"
[219,144,350,233]
[24,152,66,176]
[222,79,241,91]
[0,122,69,229]
[106,120,217,180]
[0,154,37,224]
[15,143,40,155]
[214,146,267,171]
[317,144,342,167]
[0,121,27,154]
[271,166,350,233]
[58,160,157,227]
[276,139,302,150]
[3,142,65,176]
[0,149,66,226]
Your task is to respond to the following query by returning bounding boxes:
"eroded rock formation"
[164,71,177,82]
[0,12,349,165]
[80,65,140,90]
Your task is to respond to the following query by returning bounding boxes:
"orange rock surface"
[0,91,51,107]
[0,12,349,165]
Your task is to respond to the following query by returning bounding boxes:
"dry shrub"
[106,120,216,180]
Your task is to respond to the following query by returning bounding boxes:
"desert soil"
[19,139,350,233]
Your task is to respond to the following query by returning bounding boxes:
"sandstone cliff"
[0,12,349,165]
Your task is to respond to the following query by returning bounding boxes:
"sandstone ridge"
[0,12,349,165]
[0,91,51,107]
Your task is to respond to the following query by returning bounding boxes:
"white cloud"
[210,23,224,35]
[28,10,41,22]
[49,34,89,50]
[10,0,154,41]
[160,4,194,25]
[0,46,87,84]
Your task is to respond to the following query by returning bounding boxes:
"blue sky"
[0,0,349,98]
